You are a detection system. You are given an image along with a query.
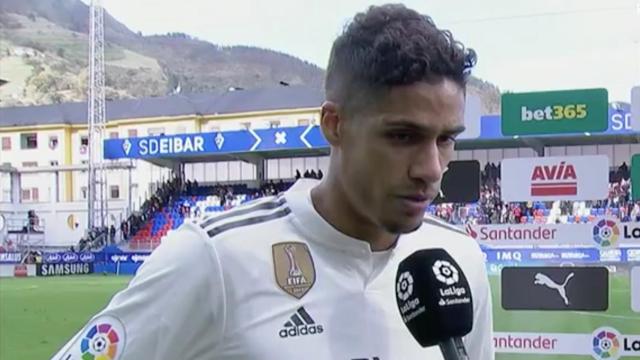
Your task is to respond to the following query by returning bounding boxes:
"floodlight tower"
[87,0,107,230]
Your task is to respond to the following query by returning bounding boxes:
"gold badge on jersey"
[272,242,316,299]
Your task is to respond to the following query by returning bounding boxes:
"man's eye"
[437,135,457,145]
[387,132,414,143]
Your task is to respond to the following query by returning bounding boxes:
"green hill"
[0,0,500,114]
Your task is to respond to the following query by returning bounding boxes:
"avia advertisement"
[500,155,609,202]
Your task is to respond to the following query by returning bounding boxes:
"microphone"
[395,248,473,360]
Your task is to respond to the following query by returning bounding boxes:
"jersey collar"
[285,179,393,257]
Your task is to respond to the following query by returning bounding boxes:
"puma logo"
[533,272,575,306]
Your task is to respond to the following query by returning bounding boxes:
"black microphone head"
[395,248,473,347]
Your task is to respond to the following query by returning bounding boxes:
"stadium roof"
[0,86,324,127]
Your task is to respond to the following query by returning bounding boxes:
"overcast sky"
[91,0,640,102]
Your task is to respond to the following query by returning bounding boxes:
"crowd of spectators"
[76,226,111,251]
[295,169,324,180]
[21,210,43,233]
[120,177,183,241]
[114,163,639,246]
[429,162,638,225]
[22,250,42,264]
[179,180,291,211]
[97,168,321,244]
[72,177,184,251]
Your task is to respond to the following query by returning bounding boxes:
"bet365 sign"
[632,154,640,201]
[501,88,608,136]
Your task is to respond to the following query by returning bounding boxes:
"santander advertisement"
[466,220,640,248]
[500,155,609,202]
[494,328,640,359]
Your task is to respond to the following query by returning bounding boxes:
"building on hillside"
[0,86,324,205]
[1,85,639,247]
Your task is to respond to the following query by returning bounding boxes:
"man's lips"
[399,195,430,202]
[397,194,434,211]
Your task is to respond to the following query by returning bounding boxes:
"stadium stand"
[123,177,295,249]
[426,162,636,225]
[112,163,638,249]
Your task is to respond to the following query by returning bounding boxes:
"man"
[52,4,493,359]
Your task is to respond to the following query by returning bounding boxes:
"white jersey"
[53,179,494,360]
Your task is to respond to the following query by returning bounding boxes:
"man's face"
[336,79,465,234]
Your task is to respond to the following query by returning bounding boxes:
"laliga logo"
[593,219,619,247]
[592,327,621,360]
[396,271,414,301]
[432,260,459,285]
[591,327,640,360]
[80,320,123,360]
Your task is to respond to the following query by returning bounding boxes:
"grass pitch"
[491,272,639,360]
[0,273,637,359]
[0,276,130,360]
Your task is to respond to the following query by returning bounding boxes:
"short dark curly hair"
[325,4,475,115]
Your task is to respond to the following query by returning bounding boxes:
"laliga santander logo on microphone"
[592,327,621,360]
[432,259,470,307]
[396,269,424,324]
[593,219,619,248]
[396,271,414,301]
[433,260,460,285]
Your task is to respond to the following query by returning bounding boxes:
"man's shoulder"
[154,195,298,275]
[192,194,296,246]
[420,214,469,237]
[401,215,482,263]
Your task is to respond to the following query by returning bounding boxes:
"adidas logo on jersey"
[278,307,324,338]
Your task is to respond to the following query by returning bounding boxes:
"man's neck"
[310,179,398,252]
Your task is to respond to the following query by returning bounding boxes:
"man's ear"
[320,101,341,146]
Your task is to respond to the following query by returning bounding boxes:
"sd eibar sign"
[501,88,608,136]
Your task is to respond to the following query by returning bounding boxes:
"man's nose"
[408,142,444,184]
